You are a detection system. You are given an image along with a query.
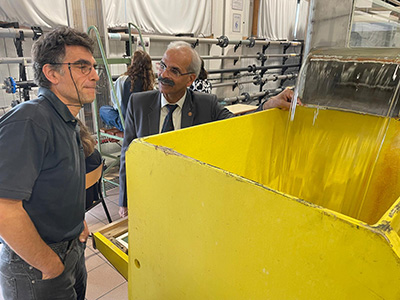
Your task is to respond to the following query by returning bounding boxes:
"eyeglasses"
[50,62,104,76]
[158,61,194,78]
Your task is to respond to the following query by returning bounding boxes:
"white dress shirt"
[159,91,187,133]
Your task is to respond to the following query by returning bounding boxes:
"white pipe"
[213,73,297,88]
[0,57,32,65]
[0,28,36,39]
[221,88,284,103]
[107,33,302,47]
[293,0,301,40]
[150,53,299,61]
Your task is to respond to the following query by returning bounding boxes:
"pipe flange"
[253,75,262,86]
[241,92,251,102]
[217,35,229,48]
[246,37,255,48]
[247,64,257,73]
[257,52,266,61]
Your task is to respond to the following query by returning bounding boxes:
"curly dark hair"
[125,50,155,92]
[31,26,94,88]
[198,58,208,80]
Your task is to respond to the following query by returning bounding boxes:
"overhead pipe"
[207,63,300,75]
[213,79,258,88]
[0,57,32,64]
[0,28,35,39]
[0,27,43,40]
[108,33,302,48]
[0,28,302,49]
[151,54,259,60]
[218,88,285,104]
[150,53,300,61]
[109,33,215,44]
[101,53,300,65]
[257,53,300,60]
[2,74,120,93]
[208,70,290,81]
[212,73,298,88]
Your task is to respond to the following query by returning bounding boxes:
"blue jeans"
[0,238,87,300]
[99,105,124,131]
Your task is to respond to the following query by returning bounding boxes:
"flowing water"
[271,58,400,224]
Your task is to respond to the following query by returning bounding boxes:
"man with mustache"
[0,27,99,300]
[118,41,294,218]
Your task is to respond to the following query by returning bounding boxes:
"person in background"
[99,50,156,131]
[0,27,98,300]
[190,57,211,94]
[118,41,295,218]
[77,119,102,210]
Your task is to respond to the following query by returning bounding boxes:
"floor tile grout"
[96,281,127,300]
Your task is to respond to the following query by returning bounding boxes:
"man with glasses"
[0,27,99,300]
[118,41,294,218]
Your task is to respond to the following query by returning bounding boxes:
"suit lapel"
[181,90,195,128]
[148,92,161,135]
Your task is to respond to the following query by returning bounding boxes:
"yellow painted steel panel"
[126,109,400,299]
[93,230,129,280]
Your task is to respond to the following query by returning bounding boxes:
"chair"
[85,160,112,223]
[94,96,124,196]
[97,128,123,196]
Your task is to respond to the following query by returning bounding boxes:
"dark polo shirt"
[0,87,85,244]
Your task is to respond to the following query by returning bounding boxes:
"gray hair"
[31,27,94,88]
[167,41,201,77]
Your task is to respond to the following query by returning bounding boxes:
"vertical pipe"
[293,0,301,40]
[303,0,315,60]
[347,0,357,47]
[221,0,227,83]
[87,25,124,129]
[65,0,71,27]
[80,0,88,32]
[128,22,147,56]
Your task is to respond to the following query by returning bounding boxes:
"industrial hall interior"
[1,0,400,299]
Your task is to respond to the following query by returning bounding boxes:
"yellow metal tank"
[125,48,400,299]
[126,108,400,299]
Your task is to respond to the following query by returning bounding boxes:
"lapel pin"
[188,112,192,117]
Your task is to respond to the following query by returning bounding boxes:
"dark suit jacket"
[119,89,234,207]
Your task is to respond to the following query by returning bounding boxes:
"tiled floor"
[85,187,128,300]
[0,187,128,300]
